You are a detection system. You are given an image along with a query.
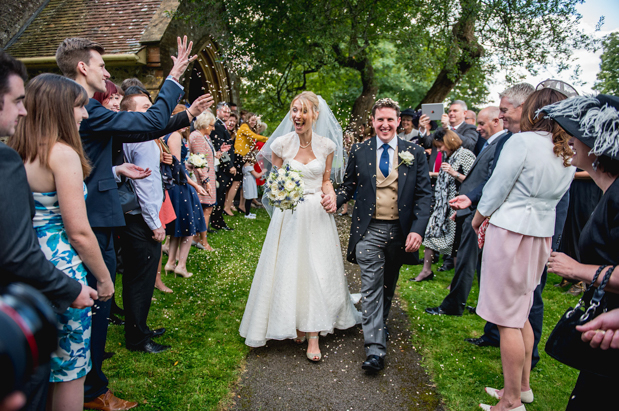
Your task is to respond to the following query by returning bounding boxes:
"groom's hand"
[321,193,337,213]
[405,232,422,252]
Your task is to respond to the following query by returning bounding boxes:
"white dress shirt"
[486,130,504,145]
[123,141,164,230]
[375,135,398,173]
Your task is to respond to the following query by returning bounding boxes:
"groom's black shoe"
[362,355,384,373]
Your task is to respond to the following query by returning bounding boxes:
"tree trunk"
[417,3,484,108]
[347,58,378,133]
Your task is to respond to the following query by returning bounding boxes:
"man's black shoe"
[362,355,384,373]
[465,337,499,347]
[151,328,166,338]
[438,263,454,272]
[103,351,115,361]
[425,306,462,316]
[127,338,171,354]
[220,226,234,231]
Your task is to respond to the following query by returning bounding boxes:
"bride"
[239,91,361,361]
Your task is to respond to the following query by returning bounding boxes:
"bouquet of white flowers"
[187,153,208,169]
[263,163,305,212]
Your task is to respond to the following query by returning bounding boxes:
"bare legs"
[490,322,533,410]
[296,330,321,361]
[166,236,193,278]
[415,248,436,281]
[201,207,214,251]
[224,182,240,215]
[47,376,86,411]
[155,249,172,293]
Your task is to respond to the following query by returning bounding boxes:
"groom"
[323,98,432,372]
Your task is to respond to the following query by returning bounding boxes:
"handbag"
[545,265,619,378]
[117,176,140,214]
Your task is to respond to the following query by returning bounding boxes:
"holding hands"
[321,192,337,214]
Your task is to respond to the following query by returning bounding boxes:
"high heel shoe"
[164,262,176,274]
[294,332,306,344]
[485,387,534,404]
[306,335,321,362]
[412,272,434,282]
[174,267,193,278]
[479,404,525,411]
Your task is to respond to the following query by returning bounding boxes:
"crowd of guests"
[0,35,270,411]
[1,33,618,411]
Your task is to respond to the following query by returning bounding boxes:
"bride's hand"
[321,193,337,214]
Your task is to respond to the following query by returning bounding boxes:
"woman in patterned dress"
[188,110,218,251]
[414,128,476,281]
[9,73,113,411]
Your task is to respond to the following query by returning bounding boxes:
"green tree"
[188,0,593,130]
[594,32,619,95]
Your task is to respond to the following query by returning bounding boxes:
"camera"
[0,283,58,400]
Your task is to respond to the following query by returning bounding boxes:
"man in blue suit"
[56,36,213,410]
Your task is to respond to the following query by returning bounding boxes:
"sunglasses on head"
[536,79,579,98]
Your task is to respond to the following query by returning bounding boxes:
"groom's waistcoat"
[374,147,399,221]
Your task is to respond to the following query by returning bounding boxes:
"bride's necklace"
[299,134,312,149]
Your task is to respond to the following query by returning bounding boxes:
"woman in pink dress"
[188,110,218,251]
[472,88,575,411]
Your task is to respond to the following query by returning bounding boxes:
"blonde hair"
[194,110,216,131]
[290,91,320,124]
[9,73,91,176]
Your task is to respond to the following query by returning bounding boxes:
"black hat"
[541,94,619,161]
[400,108,416,118]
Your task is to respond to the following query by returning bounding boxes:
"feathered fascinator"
[539,94,619,161]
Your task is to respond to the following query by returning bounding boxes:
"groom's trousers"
[356,219,404,358]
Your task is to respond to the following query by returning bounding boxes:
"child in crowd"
[242,152,266,219]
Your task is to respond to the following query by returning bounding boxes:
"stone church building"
[1,0,238,105]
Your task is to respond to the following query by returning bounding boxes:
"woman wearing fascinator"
[239,91,361,362]
[543,94,619,411]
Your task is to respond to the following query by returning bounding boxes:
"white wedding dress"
[239,132,361,347]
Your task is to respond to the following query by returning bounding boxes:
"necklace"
[299,136,312,149]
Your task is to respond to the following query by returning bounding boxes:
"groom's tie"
[380,143,390,177]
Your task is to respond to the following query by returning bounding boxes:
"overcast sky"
[486,0,619,105]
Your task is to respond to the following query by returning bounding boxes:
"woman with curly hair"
[472,88,576,411]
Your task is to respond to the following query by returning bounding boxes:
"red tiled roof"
[7,0,164,58]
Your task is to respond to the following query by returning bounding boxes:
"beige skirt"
[477,224,551,329]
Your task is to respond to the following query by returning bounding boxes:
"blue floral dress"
[33,185,91,382]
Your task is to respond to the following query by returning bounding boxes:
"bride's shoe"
[294,331,306,344]
[306,335,321,362]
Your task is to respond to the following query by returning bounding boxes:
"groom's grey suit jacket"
[336,137,433,264]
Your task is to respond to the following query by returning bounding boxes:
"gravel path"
[231,215,444,411]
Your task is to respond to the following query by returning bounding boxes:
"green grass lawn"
[105,209,581,410]
[106,208,270,410]
[398,258,581,410]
